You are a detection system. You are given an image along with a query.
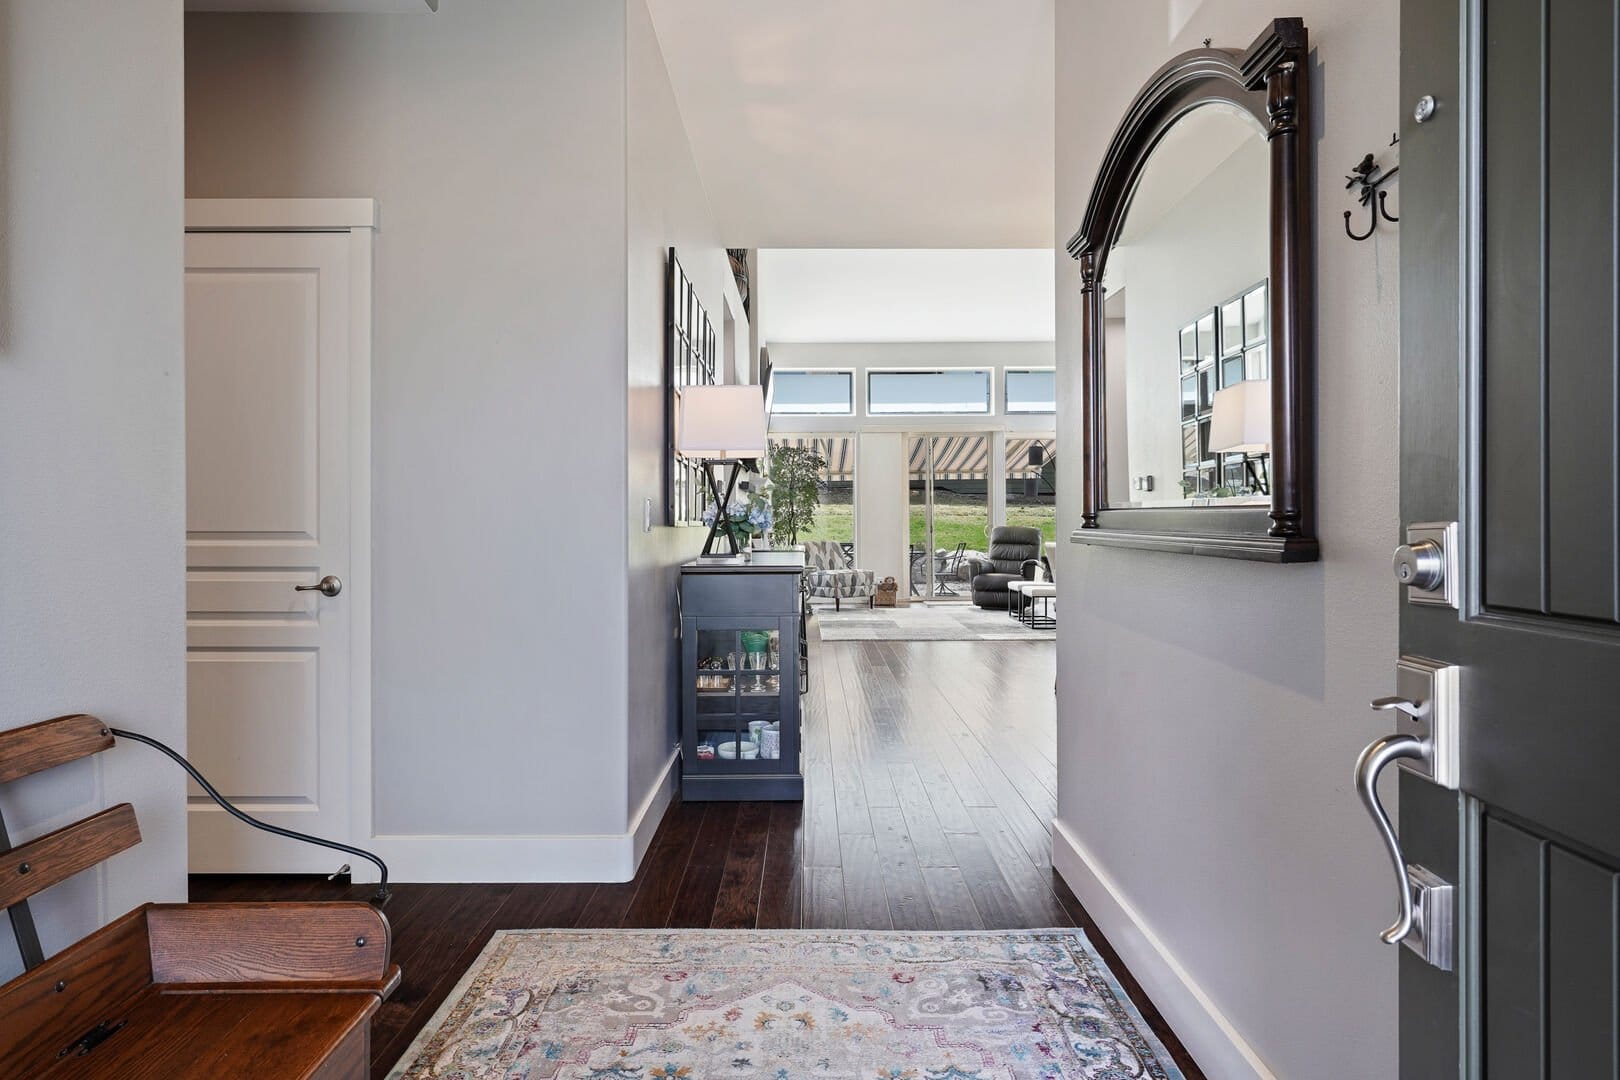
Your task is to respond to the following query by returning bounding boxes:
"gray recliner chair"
[968,526,1043,609]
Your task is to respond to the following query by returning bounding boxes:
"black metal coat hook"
[1344,140,1400,241]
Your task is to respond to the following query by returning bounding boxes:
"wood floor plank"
[944,830,1027,930]
[661,802,738,927]
[757,801,804,929]
[837,832,893,930]
[711,801,772,928]
[869,805,937,930]
[889,763,959,866]
[806,866,847,929]
[575,801,705,929]
[920,865,986,930]
[966,805,1072,927]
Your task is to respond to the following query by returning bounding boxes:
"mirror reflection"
[1102,102,1270,509]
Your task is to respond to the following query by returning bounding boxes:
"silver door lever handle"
[1370,695,1428,719]
[1355,727,1431,944]
[294,574,343,598]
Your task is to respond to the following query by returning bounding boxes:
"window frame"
[865,367,994,417]
[765,368,856,417]
[1003,367,1057,415]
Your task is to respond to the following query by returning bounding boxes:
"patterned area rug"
[815,604,1055,642]
[386,929,1180,1079]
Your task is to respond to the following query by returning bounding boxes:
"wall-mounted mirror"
[1069,19,1318,562]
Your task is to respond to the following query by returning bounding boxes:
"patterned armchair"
[803,540,876,611]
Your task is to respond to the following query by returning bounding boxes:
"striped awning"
[770,435,1054,484]
[910,435,1056,481]
[769,436,857,481]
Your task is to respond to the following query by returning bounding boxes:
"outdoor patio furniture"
[804,540,876,611]
[967,526,1043,609]
[934,542,968,596]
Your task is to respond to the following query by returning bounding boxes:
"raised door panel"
[185,269,319,539]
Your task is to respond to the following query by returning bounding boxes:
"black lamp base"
[700,460,745,559]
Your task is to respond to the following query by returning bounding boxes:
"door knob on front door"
[1392,540,1444,590]
[1394,521,1458,608]
[295,574,343,598]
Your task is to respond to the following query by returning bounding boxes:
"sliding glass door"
[907,434,990,601]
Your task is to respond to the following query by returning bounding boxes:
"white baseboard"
[366,752,680,884]
[629,748,680,869]
[1051,817,1275,1080]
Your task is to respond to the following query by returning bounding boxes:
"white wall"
[624,0,745,845]
[854,434,908,589]
[0,0,188,979]
[758,249,1055,343]
[187,3,634,848]
[1054,2,1401,1078]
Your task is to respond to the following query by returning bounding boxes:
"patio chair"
[934,542,968,596]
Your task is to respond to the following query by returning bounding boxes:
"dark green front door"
[1398,0,1620,1073]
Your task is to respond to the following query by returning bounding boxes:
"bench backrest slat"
[0,803,141,909]
[0,714,113,784]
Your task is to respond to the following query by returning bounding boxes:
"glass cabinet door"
[688,620,792,773]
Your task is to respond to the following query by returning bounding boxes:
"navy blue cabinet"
[679,555,804,801]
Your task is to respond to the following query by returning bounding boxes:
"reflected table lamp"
[675,384,768,559]
[1208,379,1271,495]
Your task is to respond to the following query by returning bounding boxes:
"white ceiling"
[645,0,1055,248]
[759,249,1055,343]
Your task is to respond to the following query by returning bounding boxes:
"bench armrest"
[147,902,395,993]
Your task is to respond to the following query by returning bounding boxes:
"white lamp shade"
[675,384,767,459]
[1208,379,1272,454]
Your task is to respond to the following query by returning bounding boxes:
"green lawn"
[777,499,1056,551]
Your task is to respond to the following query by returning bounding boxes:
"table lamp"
[1208,379,1271,495]
[675,384,768,559]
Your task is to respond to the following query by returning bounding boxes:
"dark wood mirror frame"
[1067,18,1318,563]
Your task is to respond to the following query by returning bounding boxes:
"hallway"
[194,632,1200,1077]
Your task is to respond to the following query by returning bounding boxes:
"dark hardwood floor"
[191,624,1203,1078]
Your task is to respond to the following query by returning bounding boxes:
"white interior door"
[184,230,357,873]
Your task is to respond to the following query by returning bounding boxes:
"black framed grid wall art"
[1177,278,1269,498]
[666,249,718,526]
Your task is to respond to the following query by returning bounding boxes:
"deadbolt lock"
[1394,522,1457,609]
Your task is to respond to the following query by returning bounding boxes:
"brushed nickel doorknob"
[295,574,343,598]
[1392,540,1445,591]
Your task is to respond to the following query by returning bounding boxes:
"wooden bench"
[0,715,399,1079]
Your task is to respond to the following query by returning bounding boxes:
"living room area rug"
[386,928,1180,1079]
[814,603,1056,642]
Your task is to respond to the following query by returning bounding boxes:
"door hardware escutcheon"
[1394,521,1458,609]
[1354,656,1460,965]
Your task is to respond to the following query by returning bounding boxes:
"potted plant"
[766,445,826,547]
